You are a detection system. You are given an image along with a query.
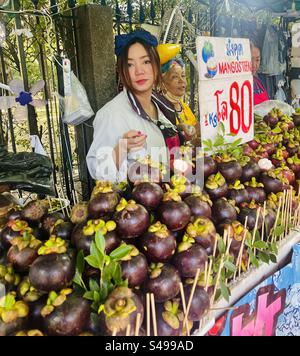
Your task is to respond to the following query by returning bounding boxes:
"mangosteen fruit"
[70,202,89,225]
[203,156,218,179]
[115,199,150,238]
[272,149,287,168]
[0,220,29,250]
[248,139,260,150]
[146,263,181,303]
[18,277,44,303]
[40,212,66,239]
[169,175,200,199]
[132,182,163,210]
[219,221,249,257]
[212,198,238,225]
[245,178,266,204]
[88,182,120,218]
[155,300,184,336]
[263,113,278,128]
[261,171,284,194]
[0,293,29,336]
[29,238,75,292]
[128,157,165,184]
[21,200,48,225]
[287,155,300,174]
[51,220,73,241]
[7,208,23,222]
[7,231,41,272]
[238,202,263,231]
[217,159,242,183]
[241,160,261,182]
[205,173,228,200]
[293,113,300,127]
[0,264,20,293]
[41,290,90,336]
[228,181,250,205]
[185,217,216,254]
[264,209,277,237]
[184,192,213,220]
[183,284,210,321]
[158,192,191,232]
[139,222,177,263]
[174,241,208,278]
[99,287,144,336]
[120,245,148,288]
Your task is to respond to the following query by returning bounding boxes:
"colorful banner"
[208,244,300,336]
[196,37,254,146]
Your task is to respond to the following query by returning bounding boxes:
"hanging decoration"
[0,79,47,123]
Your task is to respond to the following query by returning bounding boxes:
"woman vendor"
[86,30,182,182]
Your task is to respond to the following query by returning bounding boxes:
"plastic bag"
[274,80,287,102]
[254,100,295,118]
[260,27,281,76]
[63,71,94,126]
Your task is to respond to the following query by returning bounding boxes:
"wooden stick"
[135,313,141,336]
[204,261,208,289]
[248,207,261,270]
[205,235,219,291]
[112,328,117,336]
[150,293,157,337]
[271,197,282,243]
[210,306,238,311]
[283,189,290,239]
[289,188,293,236]
[211,255,225,305]
[126,324,131,336]
[179,283,190,337]
[280,190,286,241]
[261,202,266,242]
[183,268,201,332]
[234,217,248,280]
[146,293,150,337]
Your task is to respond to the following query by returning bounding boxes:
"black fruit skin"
[204,157,218,179]
[183,284,210,321]
[41,213,66,237]
[132,182,163,210]
[121,253,148,288]
[43,294,90,336]
[7,246,39,272]
[139,230,177,263]
[29,252,75,292]
[158,201,191,232]
[212,199,237,225]
[156,304,183,336]
[261,173,284,194]
[115,205,150,239]
[146,264,181,303]
[51,221,73,241]
[228,189,250,205]
[264,209,277,237]
[0,316,27,336]
[206,184,228,200]
[0,227,20,250]
[218,161,242,183]
[29,296,48,330]
[174,245,208,278]
[88,192,120,219]
[238,208,263,231]
[246,187,267,204]
[241,161,261,183]
[184,195,212,220]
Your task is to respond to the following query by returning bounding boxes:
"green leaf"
[254,230,261,242]
[219,122,225,135]
[93,291,100,303]
[110,244,132,261]
[89,279,100,292]
[76,250,85,275]
[273,226,284,237]
[95,231,106,255]
[269,254,277,264]
[224,260,237,273]
[248,249,259,268]
[258,252,270,264]
[113,263,123,284]
[253,241,268,250]
[214,135,224,147]
[270,243,279,255]
[220,281,230,302]
[218,238,226,255]
[103,261,118,282]
[90,242,104,269]
[85,255,100,269]
[83,291,95,301]
[272,127,282,134]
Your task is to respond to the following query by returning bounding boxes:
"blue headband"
[115,30,158,57]
[161,57,185,74]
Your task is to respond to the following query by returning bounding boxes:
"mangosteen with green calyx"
[7,207,23,222]
[155,299,185,336]
[99,287,144,336]
[240,159,261,183]
[238,201,263,231]
[272,149,287,168]
[286,141,299,157]
[72,219,120,256]
[115,199,150,238]
[173,239,208,278]
[14,329,44,336]
[248,139,260,150]
[41,212,66,238]
[88,181,120,219]
[182,284,210,321]
[216,156,242,183]
[21,200,49,225]
[245,177,266,204]
[263,112,278,128]
[287,155,300,174]
[1,220,29,250]
[228,180,250,205]
[261,171,284,194]
[132,182,163,210]
[185,217,216,254]
[280,167,295,185]
[120,244,148,288]
[212,198,238,225]
[184,192,213,220]
[18,277,44,303]
[146,263,181,303]
[0,292,29,336]
[0,264,20,293]
[293,113,300,127]
[263,209,276,237]
[218,221,249,257]
[267,193,280,211]
[7,230,42,273]
[202,156,218,179]
[42,289,90,336]
[169,175,201,200]
[50,219,73,241]
[205,172,228,200]
[29,237,75,292]
[158,191,191,232]
[70,202,89,225]
[128,156,166,184]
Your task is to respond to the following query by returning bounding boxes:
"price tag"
[196,37,254,146]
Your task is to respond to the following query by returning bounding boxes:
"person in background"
[86,30,181,182]
[251,41,270,106]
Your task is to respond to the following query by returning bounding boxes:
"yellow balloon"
[157,44,181,65]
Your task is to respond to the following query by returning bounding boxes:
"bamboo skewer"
[280,190,286,241]
[234,217,248,280]
[126,324,131,336]
[112,328,117,336]
[261,202,266,242]
[135,313,141,336]
[211,255,225,305]
[179,283,190,337]
[205,234,218,292]
[150,293,157,337]
[283,189,290,240]
[248,207,261,270]
[271,197,282,243]
[146,293,150,337]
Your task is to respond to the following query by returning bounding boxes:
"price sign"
[196,37,254,145]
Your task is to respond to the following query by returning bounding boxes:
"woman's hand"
[113,130,147,170]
